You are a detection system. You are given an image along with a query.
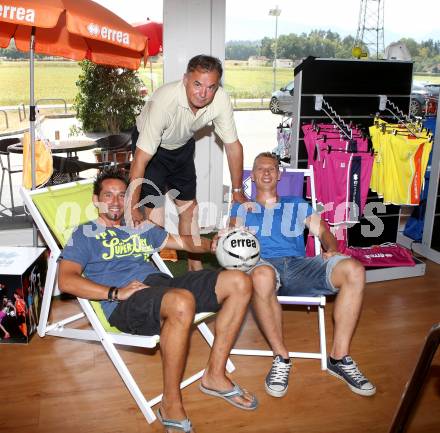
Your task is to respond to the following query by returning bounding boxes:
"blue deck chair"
[20,179,234,424]
[229,166,328,370]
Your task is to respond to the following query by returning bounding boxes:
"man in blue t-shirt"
[229,152,375,399]
[59,169,257,433]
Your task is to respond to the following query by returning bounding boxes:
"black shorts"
[108,269,221,336]
[140,138,196,208]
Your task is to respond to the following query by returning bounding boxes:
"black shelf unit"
[288,57,426,282]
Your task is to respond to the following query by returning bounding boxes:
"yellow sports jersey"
[383,134,431,205]
[369,123,382,195]
[369,119,432,205]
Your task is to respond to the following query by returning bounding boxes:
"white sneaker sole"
[327,367,376,396]
[264,381,288,398]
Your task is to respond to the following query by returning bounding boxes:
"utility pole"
[269,6,281,92]
[353,0,385,59]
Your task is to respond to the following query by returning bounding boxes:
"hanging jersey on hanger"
[320,151,374,224]
[369,119,432,205]
[302,122,373,225]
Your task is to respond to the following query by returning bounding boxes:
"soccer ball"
[215,228,260,271]
[8,309,15,317]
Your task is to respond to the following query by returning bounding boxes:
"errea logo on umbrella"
[0,4,35,22]
[87,22,130,46]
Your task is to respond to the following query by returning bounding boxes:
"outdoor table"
[8,138,98,186]
[8,138,97,158]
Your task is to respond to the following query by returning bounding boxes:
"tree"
[224,32,440,72]
[74,60,144,133]
[225,40,259,60]
[336,35,356,58]
[260,37,274,59]
[0,40,52,60]
[399,38,419,57]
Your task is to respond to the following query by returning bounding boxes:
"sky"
[93,0,440,45]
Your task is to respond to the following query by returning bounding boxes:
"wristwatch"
[232,187,242,193]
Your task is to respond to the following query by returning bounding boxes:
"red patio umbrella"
[133,20,163,56]
[0,0,149,191]
[0,0,148,68]
[133,20,162,93]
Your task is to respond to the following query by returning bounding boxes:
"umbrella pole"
[30,27,36,190]
[30,27,38,246]
[149,58,154,92]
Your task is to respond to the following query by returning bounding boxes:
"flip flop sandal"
[157,408,193,433]
[199,381,258,410]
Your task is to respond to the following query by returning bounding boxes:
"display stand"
[288,57,426,282]
[397,108,440,263]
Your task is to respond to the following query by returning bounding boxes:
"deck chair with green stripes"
[20,179,234,424]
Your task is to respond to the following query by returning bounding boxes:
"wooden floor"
[1,260,440,433]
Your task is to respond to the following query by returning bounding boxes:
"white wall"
[162,0,226,232]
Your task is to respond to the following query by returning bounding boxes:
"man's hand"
[232,190,247,204]
[210,234,219,253]
[322,250,341,260]
[210,228,230,253]
[117,280,149,300]
[127,148,154,227]
[126,207,145,227]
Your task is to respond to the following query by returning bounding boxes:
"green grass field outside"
[0,61,80,106]
[0,60,439,108]
[0,60,294,106]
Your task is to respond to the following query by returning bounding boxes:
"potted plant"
[74,60,144,134]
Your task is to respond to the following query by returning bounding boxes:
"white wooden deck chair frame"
[230,166,327,370]
[20,179,234,424]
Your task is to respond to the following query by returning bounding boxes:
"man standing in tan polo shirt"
[128,55,247,271]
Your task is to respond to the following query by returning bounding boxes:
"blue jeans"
[265,255,349,297]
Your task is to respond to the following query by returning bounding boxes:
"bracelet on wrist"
[232,187,242,193]
[108,286,117,301]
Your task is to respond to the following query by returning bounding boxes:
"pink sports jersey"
[302,124,371,210]
[319,150,373,224]
[305,222,348,256]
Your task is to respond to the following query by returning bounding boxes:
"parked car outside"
[410,82,438,117]
[269,80,295,114]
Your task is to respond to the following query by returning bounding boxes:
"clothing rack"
[378,96,425,138]
[318,144,374,156]
[312,124,366,140]
[277,114,291,130]
[287,57,426,283]
[314,95,353,140]
[276,116,292,162]
[397,109,440,264]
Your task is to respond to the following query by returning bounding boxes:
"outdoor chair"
[48,155,108,185]
[95,134,132,165]
[20,179,234,424]
[229,166,328,370]
[0,137,22,213]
